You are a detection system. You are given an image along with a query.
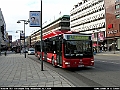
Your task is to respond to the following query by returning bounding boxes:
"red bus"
[35,30,94,68]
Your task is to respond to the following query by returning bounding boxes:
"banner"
[20,33,25,40]
[98,32,104,41]
[29,11,41,27]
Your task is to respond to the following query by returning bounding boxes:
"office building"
[70,0,120,50]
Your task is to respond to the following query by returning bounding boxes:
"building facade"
[31,30,40,46]
[30,15,70,47]
[105,0,120,50]
[0,8,7,52]
[70,0,120,51]
[8,35,12,50]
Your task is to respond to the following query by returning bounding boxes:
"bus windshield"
[65,40,93,57]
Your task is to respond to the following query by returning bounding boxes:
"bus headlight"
[65,62,70,64]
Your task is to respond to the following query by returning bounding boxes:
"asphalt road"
[28,54,120,87]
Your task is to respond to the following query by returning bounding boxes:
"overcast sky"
[0,0,80,41]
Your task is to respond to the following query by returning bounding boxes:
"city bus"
[35,30,94,68]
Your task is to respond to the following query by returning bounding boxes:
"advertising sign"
[98,32,104,41]
[29,11,41,27]
[8,35,12,43]
[20,33,25,40]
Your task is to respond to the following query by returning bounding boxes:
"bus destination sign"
[66,35,90,40]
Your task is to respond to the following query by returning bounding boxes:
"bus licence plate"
[78,65,84,67]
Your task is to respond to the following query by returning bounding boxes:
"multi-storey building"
[8,35,12,50]
[20,36,31,49]
[0,8,6,52]
[31,30,40,46]
[70,0,105,50]
[30,15,70,47]
[105,0,120,50]
[70,0,120,51]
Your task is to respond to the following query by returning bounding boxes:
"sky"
[0,0,81,41]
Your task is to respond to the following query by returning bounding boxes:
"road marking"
[96,54,120,56]
[96,60,120,65]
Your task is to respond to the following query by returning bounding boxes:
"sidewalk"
[94,50,120,56]
[0,53,75,87]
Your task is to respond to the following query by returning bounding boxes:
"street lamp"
[40,0,43,71]
[16,30,23,54]
[17,20,30,58]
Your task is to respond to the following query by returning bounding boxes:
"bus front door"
[56,41,62,66]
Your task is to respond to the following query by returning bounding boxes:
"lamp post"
[40,0,43,71]
[16,30,23,54]
[17,20,29,58]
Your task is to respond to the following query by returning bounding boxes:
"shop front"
[92,31,106,52]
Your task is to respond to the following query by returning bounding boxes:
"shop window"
[116,14,120,19]
[115,4,120,9]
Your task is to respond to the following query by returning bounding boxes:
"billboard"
[20,33,25,40]
[8,35,12,43]
[29,11,41,27]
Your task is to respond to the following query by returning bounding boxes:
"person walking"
[4,46,7,56]
[109,46,112,51]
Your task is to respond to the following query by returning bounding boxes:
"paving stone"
[0,54,75,87]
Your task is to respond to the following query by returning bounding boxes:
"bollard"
[5,51,6,56]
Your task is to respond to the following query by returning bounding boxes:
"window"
[60,22,70,27]
[116,14,120,19]
[65,41,93,57]
[115,0,120,3]
[115,4,120,9]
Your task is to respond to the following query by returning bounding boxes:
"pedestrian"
[4,46,7,56]
[109,46,111,51]
[5,51,6,56]
[100,46,102,52]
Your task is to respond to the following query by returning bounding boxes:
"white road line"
[96,60,120,65]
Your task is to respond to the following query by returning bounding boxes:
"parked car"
[28,48,35,55]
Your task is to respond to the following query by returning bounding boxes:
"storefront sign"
[107,30,118,34]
